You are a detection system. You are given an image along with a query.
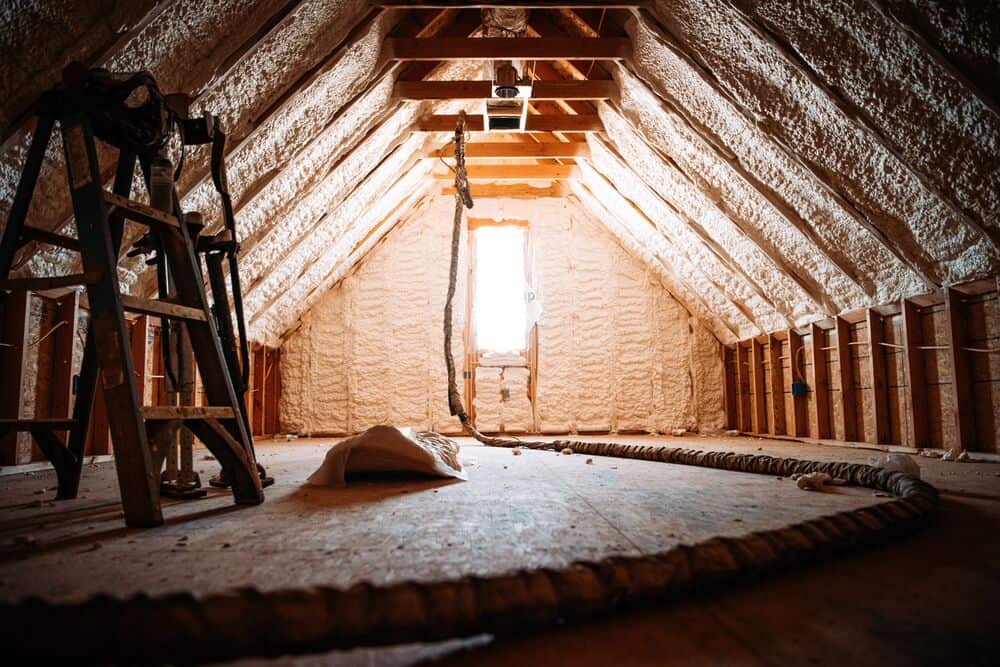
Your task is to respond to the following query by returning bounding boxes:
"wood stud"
[768,334,786,435]
[810,323,831,439]
[834,316,857,442]
[944,288,975,450]
[901,298,928,449]
[866,309,891,444]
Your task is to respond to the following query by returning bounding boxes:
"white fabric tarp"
[307,425,468,487]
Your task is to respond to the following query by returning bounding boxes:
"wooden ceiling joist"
[416,114,602,132]
[375,2,645,8]
[429,141,590,159]
[384,37,628,61]
[433,164,581,180]
[394,79,616,100]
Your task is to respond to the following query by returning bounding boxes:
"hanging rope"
[0,116,941,665]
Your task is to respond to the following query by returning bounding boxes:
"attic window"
[472,225,528,354]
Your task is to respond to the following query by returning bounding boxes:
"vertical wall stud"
[944,288,975,450]
[51,291,80,446]
[835,316,857,442]
[129,315,148,408]
[251,344,265,436]
[787,329,808,436]
[750,338,766,434]
[735,343,751,432]
[901,298,928,449]
[0,291,30,464]
[810,323,831,439]
[866,309,891,443]
[265,347,279,436]
[768,333,786,435]
[723,344,738,429]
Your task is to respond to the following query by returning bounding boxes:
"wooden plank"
[0,291,30,465]
[86,372,110,456]
[50,291,79,446]
[416,114,603,132]
[835,316,857,442]
[251,345,266,436]
[735,344,750,432]
[140,406,235,421]
[119,294,207,322]
[434,164,581,181]
[786,328,808,437]
[431,141,590,159]
[20,225,81,252]
[944,287,975,450]
[723,345,737,430]
[750,338,766,433]
[900,298,928,449]
[396,79,616,100]
[867,309,891,444]
[264,347,279,436]
[102,191,179,229]
[768,334,786,435]
[440,182,568,198]
[0,272,100,292]
[385,37,628,61]
[810,323,831,439]
[129,315,149,408]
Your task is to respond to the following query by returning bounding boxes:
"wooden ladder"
[0,110,264,527]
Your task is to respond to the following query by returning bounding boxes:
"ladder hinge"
[463,370,471,379]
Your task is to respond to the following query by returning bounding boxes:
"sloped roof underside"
[0,0,996,345]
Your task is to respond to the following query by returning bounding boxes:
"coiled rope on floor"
[0,113,939,664]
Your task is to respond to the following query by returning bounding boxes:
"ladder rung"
[0,418,77,430]
[20,226,81,251]
[120,294,207,321]
[0,271,101,292]
[103,191,179,228]
[140,406,235,421]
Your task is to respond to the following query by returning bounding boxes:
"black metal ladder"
[0,109,264,527]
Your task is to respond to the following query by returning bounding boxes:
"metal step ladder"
[0,95,264,527]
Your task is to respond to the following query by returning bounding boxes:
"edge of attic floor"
[0,434,998,666]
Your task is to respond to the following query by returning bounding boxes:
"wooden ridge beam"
[434,164,581,181]
[385,37,628,60]
[415,114,603,132]
[375,2,646,9]
[431,141,590,159]
[395,79,616,99]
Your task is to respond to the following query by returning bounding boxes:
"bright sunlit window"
[473,225,528,354]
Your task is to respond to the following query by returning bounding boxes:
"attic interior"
[0,0,999,664]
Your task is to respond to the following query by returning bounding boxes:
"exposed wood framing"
[786,328,808,437]
[395,79,615,99]
[735,343,751,432]
[768,333,786,435]
[51,292,80,446]
[385,36,629,60]
[900,298,928,449]
[0,291,30,464]
[433,165,581,181]
[810,322,831,439]
[834,316,857,442]
[130,316,149,409]
[866,308,891,444]
[944,287,975,450]
[431,141,590,159]
[750,338,766,433]
[723,344,737,430]
[416,114,603,132]
[251,345,266,436]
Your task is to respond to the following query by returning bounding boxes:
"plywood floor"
[1,434,998,665]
